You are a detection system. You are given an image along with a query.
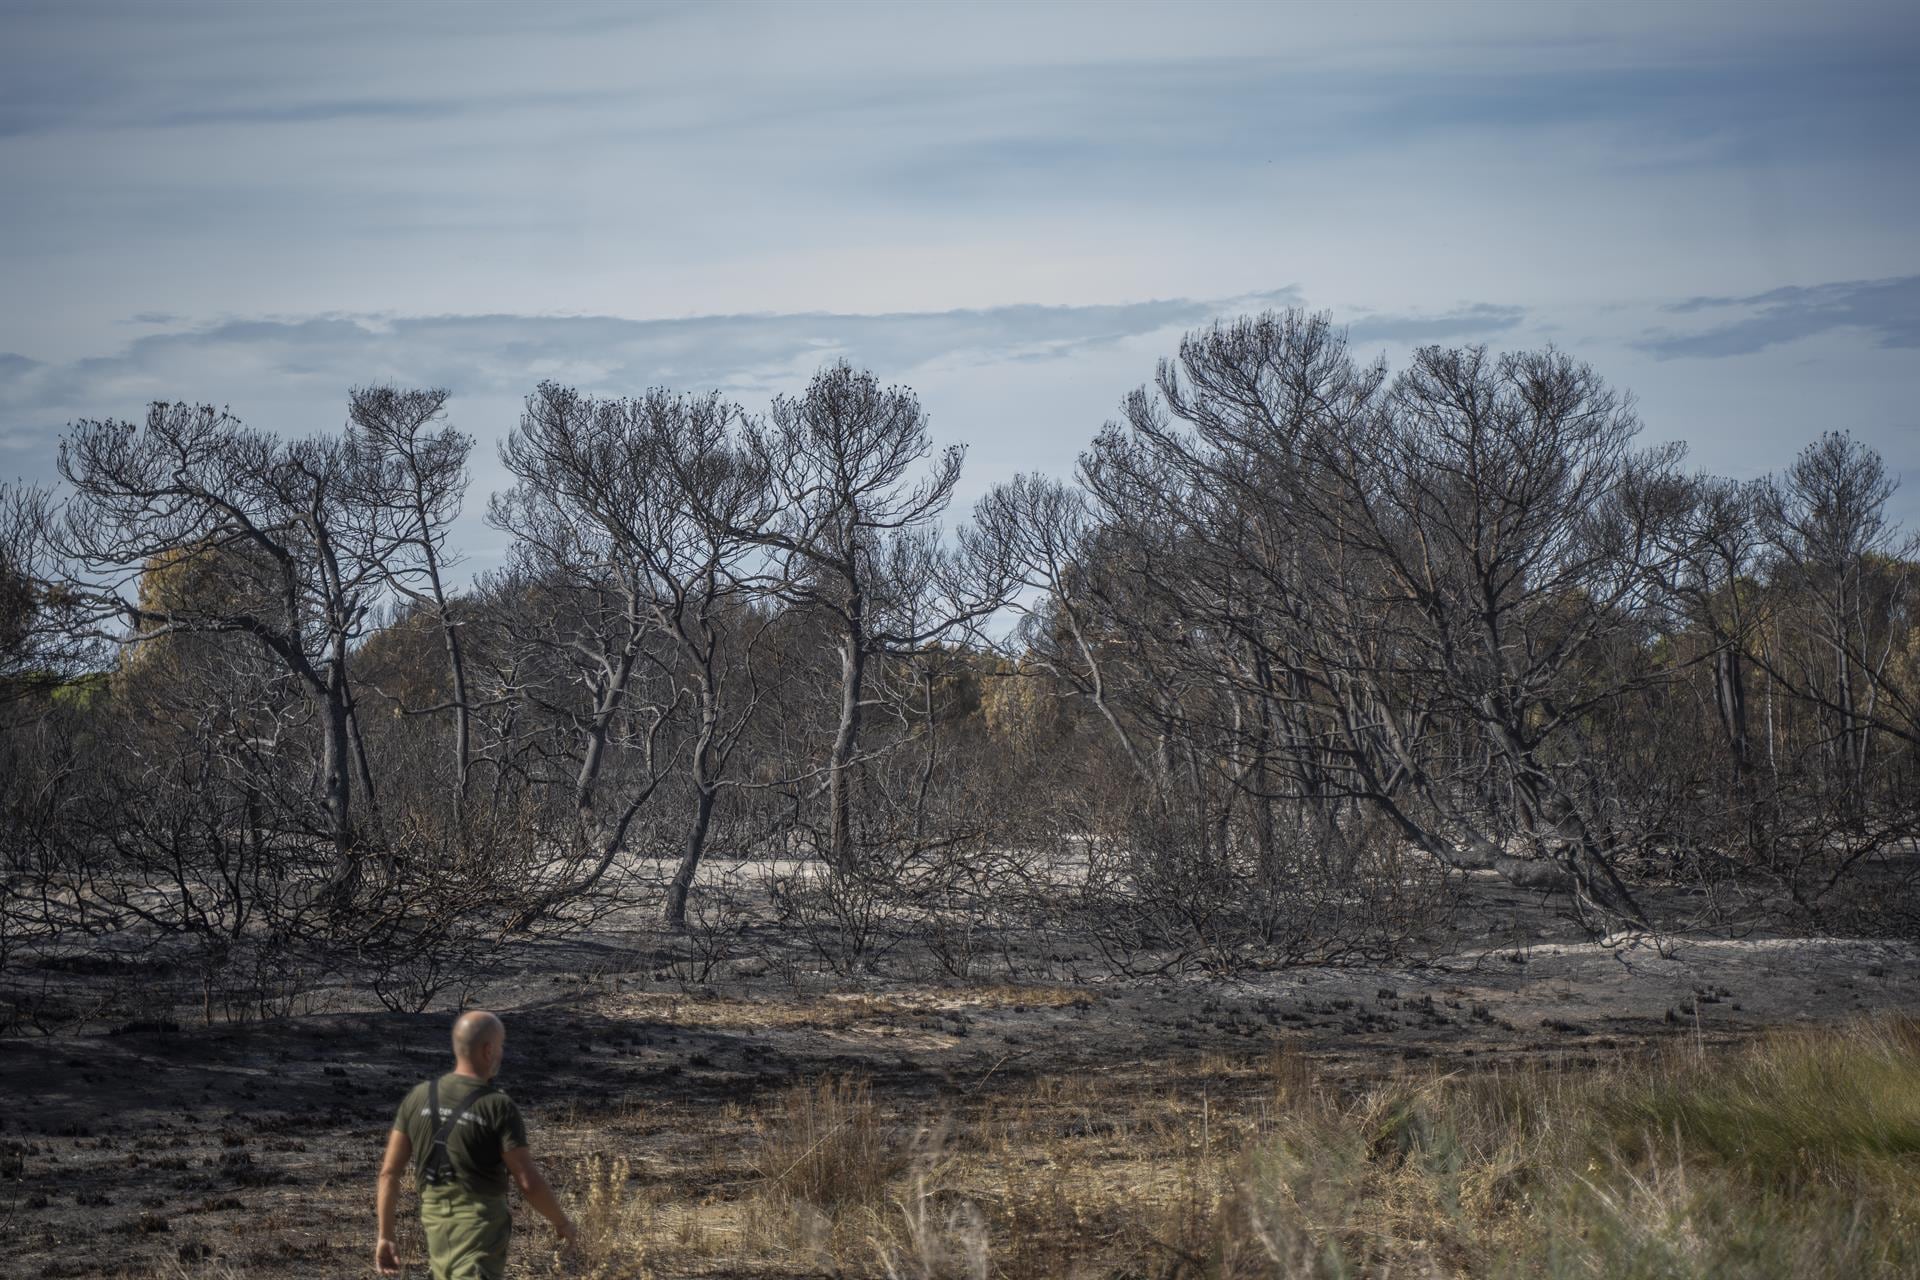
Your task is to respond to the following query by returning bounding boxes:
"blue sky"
[1,0,1916,560]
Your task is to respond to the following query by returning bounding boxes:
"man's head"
[451,1010,506,1080]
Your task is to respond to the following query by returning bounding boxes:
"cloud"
[0,288,1303,454]
[146,97,463,130]
[0,286,1322,564]
[0,355,42,451]
[1346,303,1526,345]
[5,0,1915,373]
[7,283,1917,559]
[1637,275,1920,359]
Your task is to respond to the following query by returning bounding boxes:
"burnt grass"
[4,880,1919,1278]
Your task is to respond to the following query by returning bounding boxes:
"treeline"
[1,310,1915,1020]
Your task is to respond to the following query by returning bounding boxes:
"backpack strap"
[415,1077,496,1187]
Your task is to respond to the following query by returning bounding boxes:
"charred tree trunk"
[827,589,867,873]
[667,683,723,929]
[318,681,358,903]
[1713,643,1751,780]
[666,784,718,929]
[442,607,472,820]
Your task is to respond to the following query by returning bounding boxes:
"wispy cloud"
[0,288,1302,449]
[1637,275,1920,359]
[1346,303,1526,345]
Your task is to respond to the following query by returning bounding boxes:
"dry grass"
[753,1076,904,1212]
[533,1018,1920,1279]
[561,1156,650,1279]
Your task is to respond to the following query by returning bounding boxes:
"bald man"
[376,1011,576,1278]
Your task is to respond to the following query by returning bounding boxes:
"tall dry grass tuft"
[875,1136,990,1280]
[754,1074,902,1212]
[553,1153,649,1279]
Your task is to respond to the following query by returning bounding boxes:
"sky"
[1,0,1916,565]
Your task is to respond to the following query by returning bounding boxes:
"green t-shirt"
[392,1073,528,1199]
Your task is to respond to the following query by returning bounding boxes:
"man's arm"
[503,1146,576,1243]
[375,1129,411,1275]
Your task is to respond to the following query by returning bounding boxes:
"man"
[376,1010,577,1278]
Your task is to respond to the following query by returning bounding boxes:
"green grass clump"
[1217,1018,1920,1279]
[1608,1019,1920,1189]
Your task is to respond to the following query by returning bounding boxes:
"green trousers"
[419,1185,512,1280]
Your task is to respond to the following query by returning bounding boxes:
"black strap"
[416,1076,495,1186]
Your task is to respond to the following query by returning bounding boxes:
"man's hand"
[505,1146,576,1249]
[376,1130,412,1276]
